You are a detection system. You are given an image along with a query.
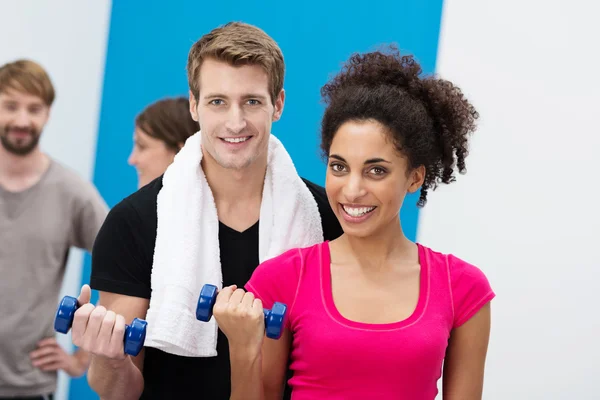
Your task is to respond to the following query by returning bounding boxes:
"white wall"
[0,2,112,399]
[420,0,600,398]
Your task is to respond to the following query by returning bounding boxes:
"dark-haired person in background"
[128,97,198,188]
[213,46,495,400]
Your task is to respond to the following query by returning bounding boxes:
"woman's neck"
[334,219,418,271]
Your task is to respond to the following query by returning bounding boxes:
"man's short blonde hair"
[187,22,284,105]
[0,59,55,106]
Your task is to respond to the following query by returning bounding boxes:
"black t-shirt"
[90,176,343,400]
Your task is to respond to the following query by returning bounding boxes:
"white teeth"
[342,205,375,217]
[223,137,249,143]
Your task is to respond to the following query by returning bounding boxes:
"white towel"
[144,131,324,357]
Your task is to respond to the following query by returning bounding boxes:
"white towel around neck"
[143,131,324,357]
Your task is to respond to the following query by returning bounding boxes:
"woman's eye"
[369,166,386,175]
[330,163,345,172]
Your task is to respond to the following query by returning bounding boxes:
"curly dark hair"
[320,45,479,207]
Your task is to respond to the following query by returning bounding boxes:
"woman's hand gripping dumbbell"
[196,284,287,343]
[54,284,147,358]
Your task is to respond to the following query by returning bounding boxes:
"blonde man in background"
[0,59,108,400]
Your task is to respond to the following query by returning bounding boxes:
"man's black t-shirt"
[90,176,343,399]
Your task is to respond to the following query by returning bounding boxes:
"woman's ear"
[407,165,426,193]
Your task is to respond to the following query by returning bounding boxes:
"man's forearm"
[230,346,264,400]
[88,356,144,400]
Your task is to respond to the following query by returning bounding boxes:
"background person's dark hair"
[135,97,198,151]
[320,45,479,207]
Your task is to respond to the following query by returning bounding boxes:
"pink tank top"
[246,241,494,399]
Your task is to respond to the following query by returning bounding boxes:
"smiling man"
[71,22,343,400]
[0,59,108,400]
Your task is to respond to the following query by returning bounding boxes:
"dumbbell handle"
[196,284,287,339]
[54,296,147,356]
[196,301,278,321]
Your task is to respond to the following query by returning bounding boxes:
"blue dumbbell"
[196,284,287,340]
[54,295,147,357]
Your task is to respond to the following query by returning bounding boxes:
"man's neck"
[201,152,267,232]
[0,146,50,191]
[203,160,267,204]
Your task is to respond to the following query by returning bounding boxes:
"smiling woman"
[325,121,414,233]
[222,45,496,400]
